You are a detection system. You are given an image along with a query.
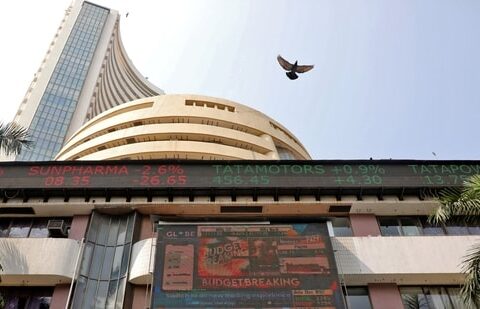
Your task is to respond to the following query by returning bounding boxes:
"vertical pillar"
[69,215,90,240]
[138,214,154,240]
[130,215,154,308]
[368,283,404,309]
[131,285,149,309]
[350,214,381,236]
[49,284,70,309]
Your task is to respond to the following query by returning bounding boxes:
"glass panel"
[30,220,49,238]
[379,218,401,236]
[445,222,469,235]
[8,219,31,238]
[346,287,372,309]
[446,287,463,308]
[116,218,127,245]
[87,214,100,242]
[80,242,94,276]
[71,276,87,308]
[101,247,115,280]
[400,287,429,309]
[107,218,120,246]
[27,296,51,309]
[120,243,131,277]
[83,279,98,309]
[420,218,445,236]
[400,218,422,236]
[96,215,110,245]
[467,226,480,235]
[105,280,118,309]
[89,245,106,279]
[115,278,126,309]
[331,217,353,236]
[111,246,124,279]
[95,281,109,308]
[0,220,10,237]
[424,286,451,309]
[125,214,135,243]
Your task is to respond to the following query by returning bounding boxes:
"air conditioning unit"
[47,220,68,237]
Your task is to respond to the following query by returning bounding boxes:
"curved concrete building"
[56,95,311,161]
[12,1,162,161]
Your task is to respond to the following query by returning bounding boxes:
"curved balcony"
[0,238,81,286]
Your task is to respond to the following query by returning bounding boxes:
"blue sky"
[1,0,479,159]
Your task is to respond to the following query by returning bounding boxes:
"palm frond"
[0,122,33,155]
[430,176,480,225]
[460,244,480,308]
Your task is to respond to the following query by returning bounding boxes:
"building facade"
[11,1,162,161]
[1,1,479,309]
[0,160,479,308]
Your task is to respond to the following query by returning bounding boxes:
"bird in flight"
[277,55,314,80]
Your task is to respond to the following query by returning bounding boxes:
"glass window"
[331,217,353,236]
[400,218,422,236]
[400,286,464,309]
[30,220,49,238]
[379,218,401,236]
[89,245,106,279]
[423,286,454,308]
[420,218,445,236]
[27,296,51,309]
[345,287,372,309]
[445,222,469,235]
[9,220,31,238]
[400,287,429,308]
[0,220,10,237]
[101,247,115,280]
[467,226,480,235]
[106,280,118,308]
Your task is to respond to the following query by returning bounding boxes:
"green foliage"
[0,122,33,156]
[430,175,480,307]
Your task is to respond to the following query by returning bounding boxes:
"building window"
[344,287,372,309]
[400,286,464,308]
[378,217,480,236]
[0,218,71,238]
[331,217,353,236]
[0,287,53,309]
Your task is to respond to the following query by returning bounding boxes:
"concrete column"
[49,284,70,309]
[139,215,154,240]
[69,215,90,240]
[350,214,381,236]
[368,283,404,309]
[131,285,149,309]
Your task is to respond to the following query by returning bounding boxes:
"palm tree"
[0,122,33,155]
[429,175,480,308]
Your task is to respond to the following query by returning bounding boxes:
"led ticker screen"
[151,224,346,308]
[0,161,479,189]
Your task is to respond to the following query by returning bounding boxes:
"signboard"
[151,224,345,308]
[0,161,479,189]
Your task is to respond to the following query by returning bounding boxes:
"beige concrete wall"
[0,238,81,286]
[56,95,311,160]
[129,235,480,286]
[333,235,480,285]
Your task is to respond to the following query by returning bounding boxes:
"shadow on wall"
[331,237,374,282]
[0,239,29,278]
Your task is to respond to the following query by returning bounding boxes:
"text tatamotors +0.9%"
[332,165,385,185]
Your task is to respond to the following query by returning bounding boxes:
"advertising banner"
[152,223,346,308]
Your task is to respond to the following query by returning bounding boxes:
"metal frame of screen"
[151,223,346,308]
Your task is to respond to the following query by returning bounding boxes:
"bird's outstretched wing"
[296,65,314,74]
[277,55,294,71]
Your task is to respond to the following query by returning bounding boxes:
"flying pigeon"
[277,55,314,80]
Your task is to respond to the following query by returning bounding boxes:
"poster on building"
[151,223,346,308]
